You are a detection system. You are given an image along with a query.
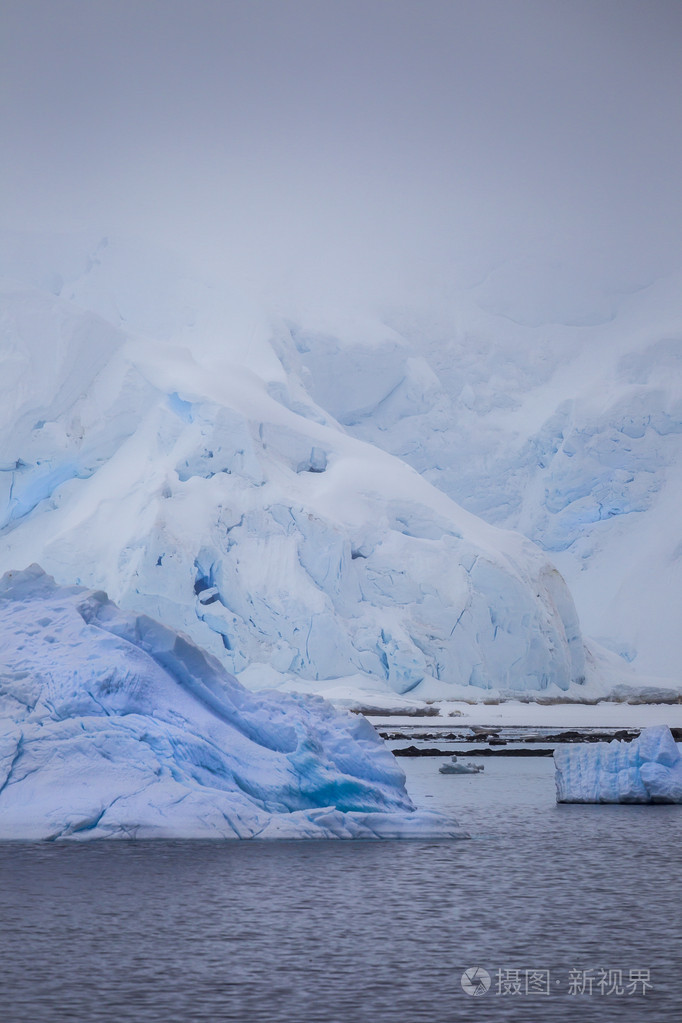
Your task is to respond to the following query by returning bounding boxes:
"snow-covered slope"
[0,232,595,704]
[283,256,682,680]
[0,565,464,839]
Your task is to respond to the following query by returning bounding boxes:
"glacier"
[554,726,682,803]
[286,258,682,681]
[0,231,594,706]
[0,565,466,839]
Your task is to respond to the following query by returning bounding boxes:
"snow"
[300,261,682,681]
[0,232,599,706]
[554,726,682,803]
[0,565,466,840]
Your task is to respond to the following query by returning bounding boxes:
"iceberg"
[0,566,466,840]
[554,725,682,803]
[439,757,484,775]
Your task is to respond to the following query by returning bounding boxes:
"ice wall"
[280,259,682,679]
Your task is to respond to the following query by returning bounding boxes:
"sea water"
[0,756,680,1022]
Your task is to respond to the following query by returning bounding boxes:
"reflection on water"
[0,756,680,1022]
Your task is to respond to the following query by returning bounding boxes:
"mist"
[2,0,681,315]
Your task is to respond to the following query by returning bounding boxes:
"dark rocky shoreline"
[393,744,556,757]
[382,725,682,757]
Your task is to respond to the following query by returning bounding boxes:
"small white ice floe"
[439,756,484,775]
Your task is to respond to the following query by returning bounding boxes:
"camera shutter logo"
[461,967,491,996]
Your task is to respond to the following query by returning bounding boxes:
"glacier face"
[0,566,465,839]
[0,232,590,703]
[282,260,682,679]
[554,726,682,804]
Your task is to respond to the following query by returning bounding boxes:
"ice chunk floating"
[0,566,466,840]
[439,756,484,775]
[554,726,682,803]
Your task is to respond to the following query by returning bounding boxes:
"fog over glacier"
[3,0,681,298]
[1,0,681,697]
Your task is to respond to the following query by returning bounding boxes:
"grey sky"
[2,0,681,307]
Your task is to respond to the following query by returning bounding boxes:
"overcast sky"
[2,0,681,308]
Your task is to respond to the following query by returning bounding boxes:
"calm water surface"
[0,756,680,1022]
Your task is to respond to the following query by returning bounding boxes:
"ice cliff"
[0,233,590,704]
[284,256,682,680]
[0,566,465,839]
[554,725,682,803]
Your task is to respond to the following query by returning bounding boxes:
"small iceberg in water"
[554,725,682,803]
[439,755,484,775]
